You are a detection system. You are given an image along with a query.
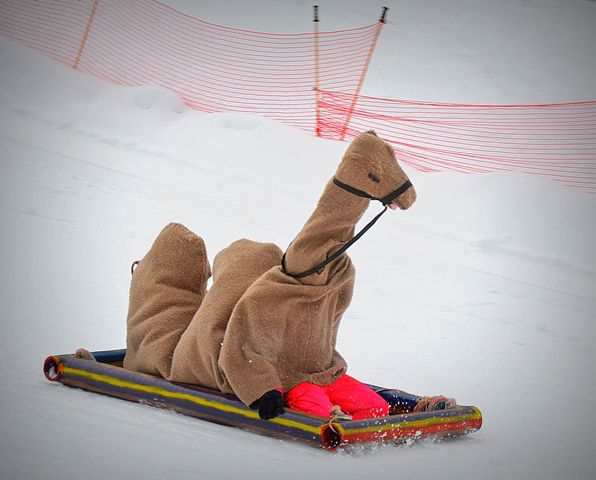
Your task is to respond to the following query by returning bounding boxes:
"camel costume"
[124,131,416,414]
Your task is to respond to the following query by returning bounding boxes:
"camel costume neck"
[282,177,412,282]
[282,178,370,284]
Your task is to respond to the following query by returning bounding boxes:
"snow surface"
[1,1,596,479]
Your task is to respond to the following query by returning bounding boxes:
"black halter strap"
[281,177,413,279]
[332,177,413,206]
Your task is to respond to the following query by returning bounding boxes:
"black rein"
[281,177,413,279]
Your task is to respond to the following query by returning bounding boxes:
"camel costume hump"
[169,239,282,392]
[123,223,211,378]
[219,248,354,407]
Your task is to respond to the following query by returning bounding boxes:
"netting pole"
[73,0,100,69]
[339,7,388,141]
[313,5,321,136]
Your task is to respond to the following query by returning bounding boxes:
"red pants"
[285,374,389,420]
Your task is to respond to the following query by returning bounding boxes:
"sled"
[43,349,482,450]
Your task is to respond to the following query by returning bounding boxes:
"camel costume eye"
[368,173,380,183]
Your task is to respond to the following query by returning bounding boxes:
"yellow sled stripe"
[63,366,321,435]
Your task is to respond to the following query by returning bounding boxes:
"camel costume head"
[336,130,416,211]
[281,130,416,284]
[124,131,416,409]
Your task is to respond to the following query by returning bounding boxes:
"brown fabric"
[218,259,353,405]
[169,239,282,393]
[215,177,363,405]
[216,131,416,405]
[124,131,416,407]
[123,223,211,378]
[334,130,417,212]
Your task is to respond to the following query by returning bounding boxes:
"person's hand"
[255,389,285,420]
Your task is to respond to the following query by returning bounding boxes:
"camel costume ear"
[366,129,378,137]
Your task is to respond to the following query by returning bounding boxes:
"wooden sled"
[43,349,482,450]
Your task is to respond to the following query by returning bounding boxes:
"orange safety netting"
[319,90,596,190]
[0,0,378,134]
[1,0,595,191]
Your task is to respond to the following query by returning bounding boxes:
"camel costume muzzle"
[124,131,416,410]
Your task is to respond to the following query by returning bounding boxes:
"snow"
[1,1,595,479]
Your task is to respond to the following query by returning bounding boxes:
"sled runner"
[43,349,482,450]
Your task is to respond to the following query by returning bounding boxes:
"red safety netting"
[1,0,595,191]
[0,0,378,133]
[319,90,596,190]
